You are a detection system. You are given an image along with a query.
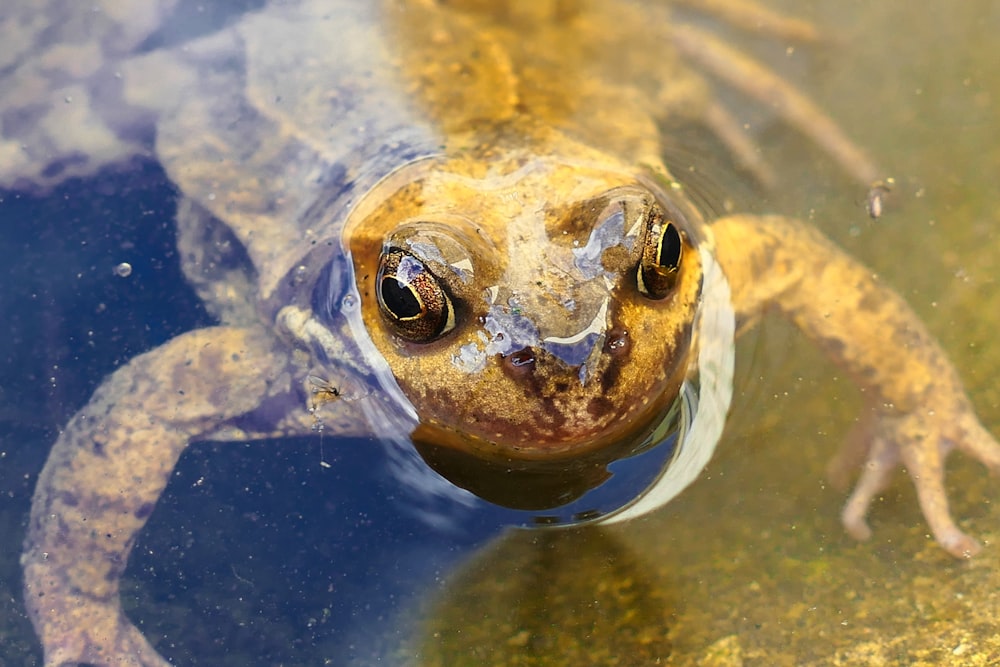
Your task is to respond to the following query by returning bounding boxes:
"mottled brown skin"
[5,1,1000,666]
[347,133,702,461]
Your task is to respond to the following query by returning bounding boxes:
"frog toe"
[936,528,983,560]
[839,435,898,543]
[896,423,982,559]
[44,621,172,667]
[29,590,171,667]
[955,413,1000,474]
[827,407,880,491]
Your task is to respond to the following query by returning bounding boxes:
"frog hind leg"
[700,99,778,188]
[670,0,821,43]
[22,325,290,666]
[175,197,259,327]
[710,214,1000,558]
[668,22,881,188]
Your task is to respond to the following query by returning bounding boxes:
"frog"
[6,0,999,665]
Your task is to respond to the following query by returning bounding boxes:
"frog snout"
[499,338,603,384]
[500,325,628,391]
[537,294,612,379]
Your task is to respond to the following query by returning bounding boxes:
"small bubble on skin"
[292,265,308,286]
[113,262,132,278]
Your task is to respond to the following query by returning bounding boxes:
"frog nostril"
[603,327,631,357]
[502,347,537,378]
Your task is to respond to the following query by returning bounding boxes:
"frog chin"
[408,386,683,511]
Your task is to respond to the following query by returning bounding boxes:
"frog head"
[345,132,705,510]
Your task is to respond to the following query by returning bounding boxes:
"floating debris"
[866,178,895,219]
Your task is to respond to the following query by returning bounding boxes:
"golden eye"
[636,204,683,299]
[376,248,455,341]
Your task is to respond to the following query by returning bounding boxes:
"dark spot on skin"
[134,503,155,520]
[587,395,614,419]
[542,397,568,432]
[598,328,632,394]
[858,288,885,313]
[600,356,623,395]
[231,353,241,362]
[822,337,846,363]
[59,492,79,507]
[859,364,879,382]
[91,438,106,457]
[232,389,300,433]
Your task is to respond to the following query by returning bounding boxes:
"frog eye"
[636,206,683,299]
[376,248,455,341]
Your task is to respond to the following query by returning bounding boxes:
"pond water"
[1,1,999,665]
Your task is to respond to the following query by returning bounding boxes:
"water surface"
[1,1,999,665]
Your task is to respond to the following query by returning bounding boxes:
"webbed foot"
[829,401,1000,558]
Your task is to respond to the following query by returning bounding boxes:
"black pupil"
[659,224,681,269]
[380,276,423,319]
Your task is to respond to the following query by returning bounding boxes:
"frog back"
[123,0,692,317]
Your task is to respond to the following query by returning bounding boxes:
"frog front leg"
[22,325,293,666]
[710,214,1000,557]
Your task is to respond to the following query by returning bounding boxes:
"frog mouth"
[409,384,685,511]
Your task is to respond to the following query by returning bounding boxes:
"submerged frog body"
[6,1,999,665]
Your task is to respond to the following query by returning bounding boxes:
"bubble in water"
[114,262,132,278]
